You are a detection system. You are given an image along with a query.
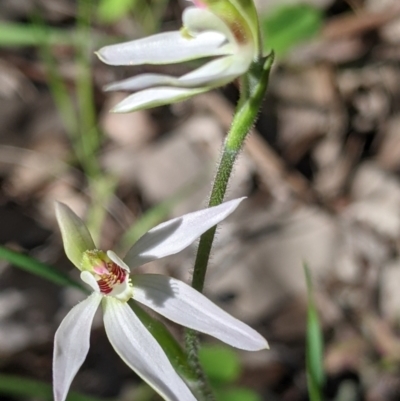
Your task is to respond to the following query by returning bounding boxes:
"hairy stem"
[185,329,216,401]
[192,53,274,293]
[185,53,275,400]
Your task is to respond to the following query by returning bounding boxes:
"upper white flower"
[53,198,268,401]
[96,4,257,113]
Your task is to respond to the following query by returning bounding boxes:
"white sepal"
[105,54,247,92]
[179,54,250,86]
[102,298,196,401]
[53,293,102,401]
[97,31,229,66]
[111,87,208,113]
[132,274,269,351]
[104,73,183,92]
[124,197,245,268]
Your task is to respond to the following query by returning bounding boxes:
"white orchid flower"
[53,198,268,401]
[96,0,261,113]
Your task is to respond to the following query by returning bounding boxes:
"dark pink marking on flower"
[192,0,206,9]
[97,261,127,294]
[93,264,109,275]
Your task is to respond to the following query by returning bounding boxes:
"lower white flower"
[53,198,268,401]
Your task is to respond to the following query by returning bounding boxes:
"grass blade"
[304,263,325,401]
[0,246,84,291]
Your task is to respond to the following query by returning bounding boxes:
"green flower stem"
[192,52,274,293]
[186,330,216,401]
[185,53,274,401]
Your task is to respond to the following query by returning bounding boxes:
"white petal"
[111,87,207,113]
[104,73,181,92]
[108,279,134,302]
[183,6,237,46]
[179,54,250,87]
[107,250,130,272]
[102,298,196,401]
[55,202,95,269]
[96,31,230,66]
[80,271,100,292]
[105,55,247,92]
[132,275,268,351]
[105,71,217,93]
[124,197,245,268]
[53,293,102,401]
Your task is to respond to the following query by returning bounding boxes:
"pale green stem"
[186,331,216,401]
[185,53,274,400]
[192,53,274,293]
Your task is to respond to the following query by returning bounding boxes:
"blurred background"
[1,0,400,400]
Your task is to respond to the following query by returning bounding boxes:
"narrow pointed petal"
[53,293,102,401]
[124,197,245,268]
[132,275,268,351]
[97,31,230,66]
[107,250,130,272]
[55,202,95,269]
[111,87,207,113]
[105,55,248,92]
[102,298,196,401]
[104,73,183,92]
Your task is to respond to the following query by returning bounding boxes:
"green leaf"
[0,246,85,291]
[199,345,241,384]
[0,374,111,401]
[97,0,138,23]
[262,4,323,56]
[304,263,325,401]
[216,387,262,401]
